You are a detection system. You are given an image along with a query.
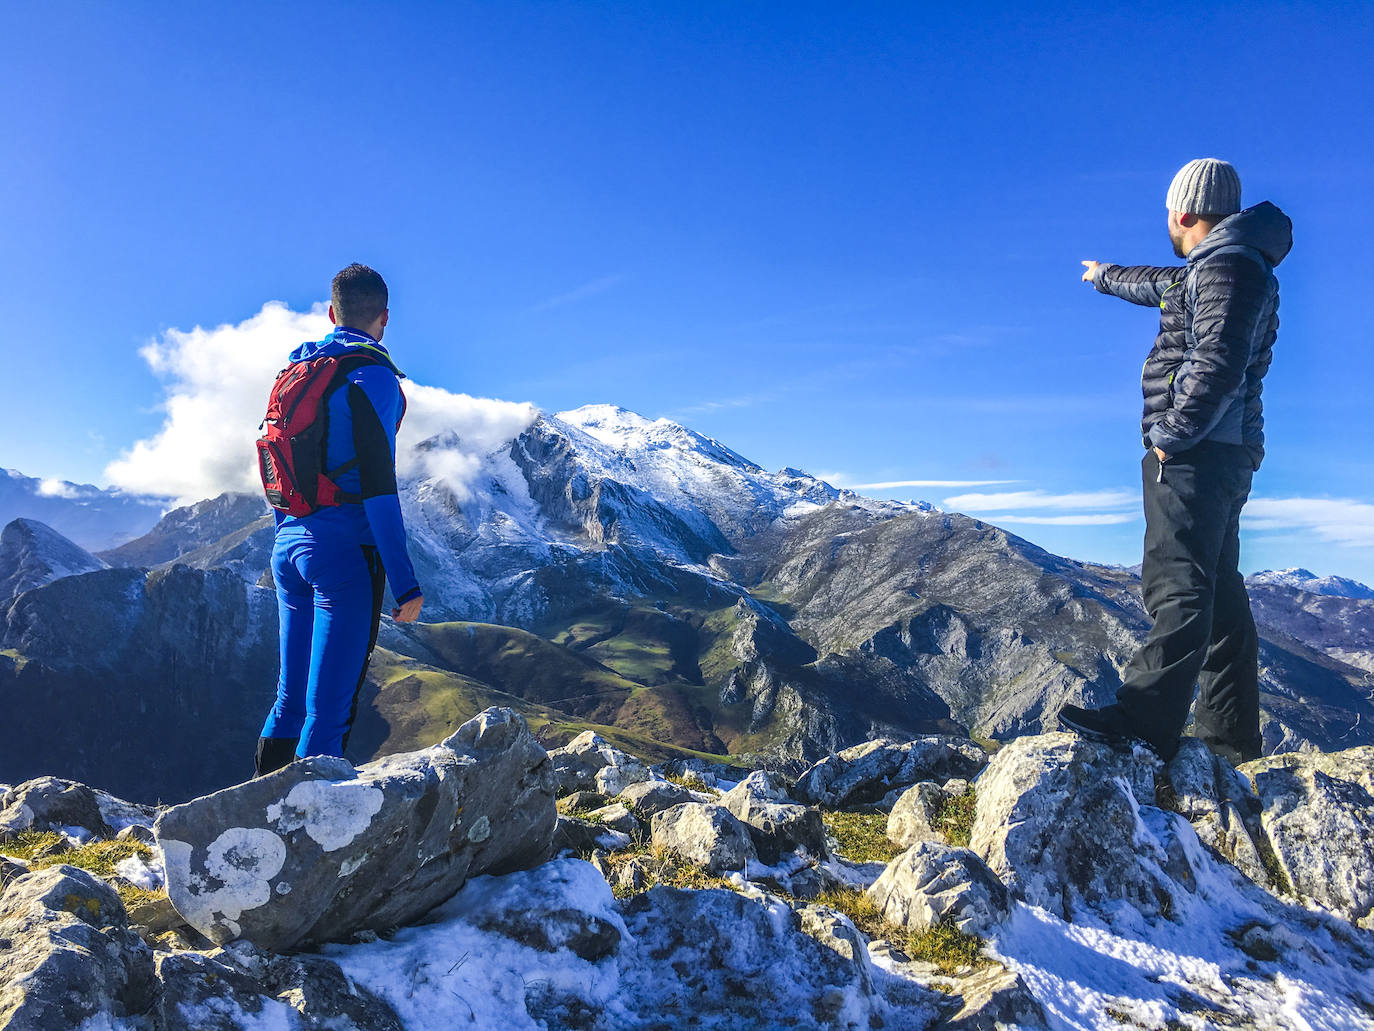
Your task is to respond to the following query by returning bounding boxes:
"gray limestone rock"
[721,769,793,803]
[561,789,612,811]
[0,777,112,841]
[258,951,406,1030]
[147,944,402,1031]
[1240,746,1374,927]
[793,736,987,807]
[940,964,1051,1030]
[551,815,632,856]
[1,856,26,892]
[547,731,652,796]
[719,772,829,863]
[0,865,156,1030]
[650,802,755,875]
[867,840,1010,937]
[616,778,700,816]
[156,706,555,950]
[150,949,296,1031]
[618,886,943,1030]
[586,802,642,837]
[1162,738,1273,889]
[886,781,946,849]
[116,823,158,845]
[796,903,876,994]
[968,732,1193,924]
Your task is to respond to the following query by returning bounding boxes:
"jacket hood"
[288,331,403,376]
[1190,201,1292,268]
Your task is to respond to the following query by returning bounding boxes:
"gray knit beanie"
[1165,159,1241,216]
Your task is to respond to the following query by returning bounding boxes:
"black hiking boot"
[254,736,299,778]
[1056,703,1176,760]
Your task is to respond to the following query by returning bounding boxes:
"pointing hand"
[1081,260,1102,283]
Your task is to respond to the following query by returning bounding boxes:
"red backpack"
[256,353,394,517]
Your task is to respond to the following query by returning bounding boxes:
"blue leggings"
[261,533,385,758]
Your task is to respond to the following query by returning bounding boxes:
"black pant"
[1116,443,1261,760]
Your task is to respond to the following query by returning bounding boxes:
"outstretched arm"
[1082,261,1185,308]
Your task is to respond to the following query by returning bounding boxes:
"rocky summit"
[2,708,1373,1030]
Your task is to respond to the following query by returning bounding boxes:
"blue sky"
[3,2,1373,577]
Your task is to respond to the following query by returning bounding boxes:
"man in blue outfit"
[255,264,424,776]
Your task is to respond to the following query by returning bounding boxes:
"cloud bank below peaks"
[105,302,538,506]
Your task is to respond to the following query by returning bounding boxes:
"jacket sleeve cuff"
[1093,264,1117,294]
[394,586,423,605]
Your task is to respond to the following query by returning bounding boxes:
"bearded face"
[1167,210,1187,258]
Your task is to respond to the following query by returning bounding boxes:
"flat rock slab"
[156,707,555,950]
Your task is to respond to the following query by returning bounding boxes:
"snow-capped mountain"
[0,468,166,551]
[0,517,108,601]
[399,404,894,624]
[1247,567,1374,600]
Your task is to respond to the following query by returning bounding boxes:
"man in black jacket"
[1058,159,1293,764]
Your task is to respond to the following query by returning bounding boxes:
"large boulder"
[650,803,755,875]
[547,731,652,796]
[968,733,1196,925]
[719,772,828,863]
[0,865,156,1029]
[156,707,555,950]
[793,737,986,807]
[1240,746,1374,928]
[867,841,1010,937]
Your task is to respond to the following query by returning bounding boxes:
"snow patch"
[115,852,164,891]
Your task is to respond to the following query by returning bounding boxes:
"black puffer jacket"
[1094,201,1293,468]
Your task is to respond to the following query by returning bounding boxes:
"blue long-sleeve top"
[273,327,422,605]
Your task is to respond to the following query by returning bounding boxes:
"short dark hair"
[331,264,388,328]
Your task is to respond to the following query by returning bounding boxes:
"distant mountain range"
[0,468,168,551]
[3,405,1372,802]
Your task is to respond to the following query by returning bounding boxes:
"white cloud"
[106,302,538,505]
[38,478,84,499]
[1243,497,1374,547]
[969,513,1137,526]
[396,383,538,501]
[848,479,1020,490]
[939,487,1139,529]
[942,489,1138,512]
